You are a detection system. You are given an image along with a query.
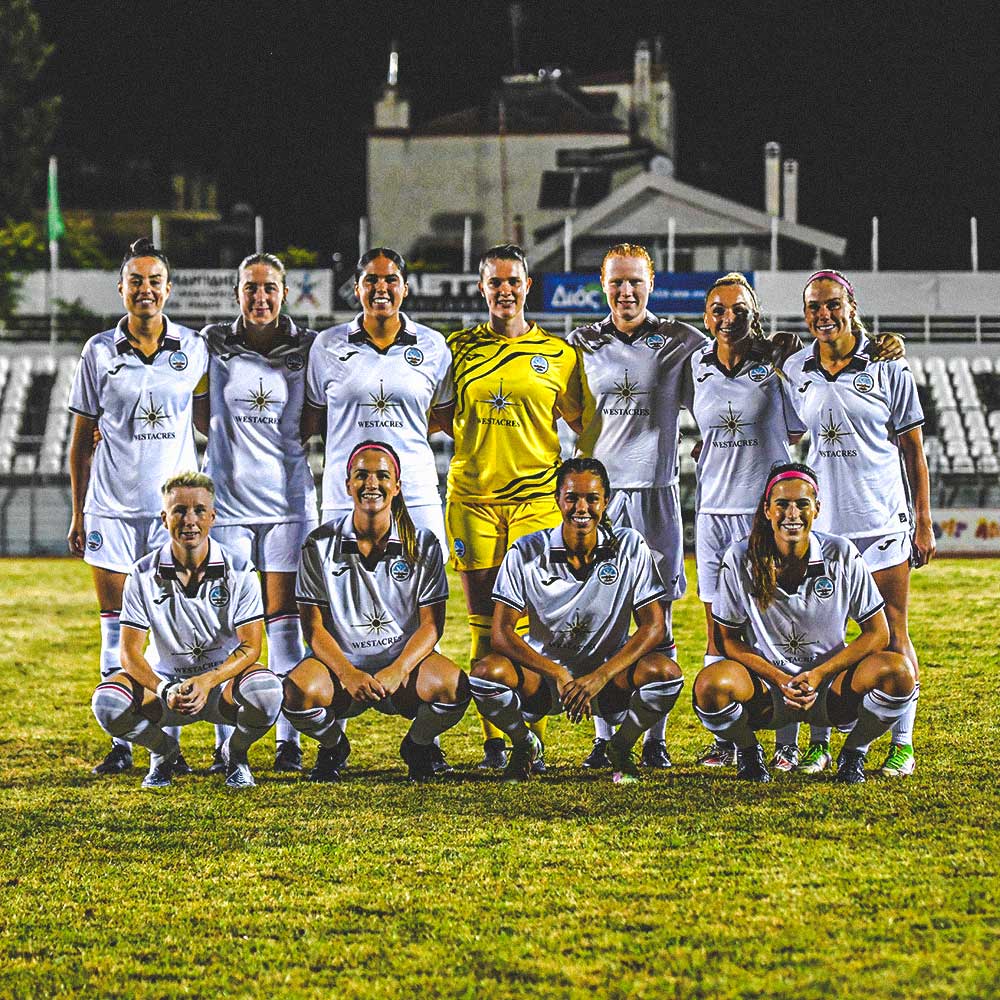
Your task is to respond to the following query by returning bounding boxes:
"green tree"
[0,0,60,218]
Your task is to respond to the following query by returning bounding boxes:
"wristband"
[156,678,179,703]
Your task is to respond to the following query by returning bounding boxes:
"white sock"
[890,682,919,746]
[99,611,129,750]
[267,614,305,745]
[593,716,615,740]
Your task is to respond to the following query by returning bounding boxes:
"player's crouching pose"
[90,472,283,790]
[470,458,684,783]
[282,442,470,782]
[692,463,916,784]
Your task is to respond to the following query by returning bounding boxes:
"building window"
[539,169,611,209]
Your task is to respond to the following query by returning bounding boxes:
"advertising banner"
[932,508,1000,555]
[542,271,754,314]
[337,272,482,312]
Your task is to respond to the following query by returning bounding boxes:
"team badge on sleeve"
[209,584,231,608]
[168,351,188,371]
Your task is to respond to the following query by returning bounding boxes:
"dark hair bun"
[129,237,157,255]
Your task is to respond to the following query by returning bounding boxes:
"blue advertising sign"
[542,272,755,314]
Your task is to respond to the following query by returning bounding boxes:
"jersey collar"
[338,513,404,558]
[700,340,769,377]
[546,525,616,573]
[600,311,661,345]
[155,538,226,582]
[777,534,827,596]
[114,317,181,364]
[802,333,871,379]
[348,312,418,352]
[224,313,303,352]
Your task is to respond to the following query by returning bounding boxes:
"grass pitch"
[1,557,998,999]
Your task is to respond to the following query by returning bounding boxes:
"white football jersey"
[306,313,453,513]
[713,531,884,677]
[68,318,207,518]
[782,335,924,537]
[295,514,449,671]
[690,342,806,514]
[492,525,666,676]
[200,316,317,524]
[120,538,264,678]
[568,313,708,488]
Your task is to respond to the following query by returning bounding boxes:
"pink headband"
[347,444,400,479]
[804,269,855,298]
[765,470,819,501]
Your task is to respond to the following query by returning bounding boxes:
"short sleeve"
[431,351,455,409]
[886,363,924,435]
[679,349,696,412]
[555,347,583,424]
[68,345,100,418]
[629,535,667,611]
[712,545,749,628]
[119,571,150,632]
[779,378,807,436]
[492,546,527,612]
[416,535,449,607]
[233,567,264,628]
[846,544,885,623]
[296,536,330,606]
[305,343,328,408]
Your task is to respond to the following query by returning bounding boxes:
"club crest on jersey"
[644,333,666,349]
[453,538,466,558]
[284,352,304,371]
[529,354,549,374]
[168,351,188,371]
[404,346,424,367]
[209,584,230,608]
[813,576,834,600]
[86,530,103,551]
[853,372,875,393]
[748,364,770,382]
[389,558,411,581]
[597,562,619,585]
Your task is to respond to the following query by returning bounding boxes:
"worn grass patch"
[1,558,998,999]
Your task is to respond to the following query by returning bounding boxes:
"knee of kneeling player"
[470,653,514,685]
[692,663,739,710]
[237,668,284,723]
[871,651,916,696]
[636,652,682,685]
[91,679,140,737]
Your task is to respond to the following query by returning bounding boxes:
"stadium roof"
[529,169,848,263]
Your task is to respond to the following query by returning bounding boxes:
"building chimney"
[764,142,781,217]
[632,39,652,140]
[374,41,410,131]
[782,159,798,223]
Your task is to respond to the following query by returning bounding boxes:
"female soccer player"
[781,271,933,777]
[301,247,452,552]
[691,273,806,772]
[567,244,705,770]
[90,472,283,789]
[282,442,470,782]
[470,458,684,783]
[69,238,207,776]
[692,463,916,784]
[196,252,318,773]
[439,244,583,771]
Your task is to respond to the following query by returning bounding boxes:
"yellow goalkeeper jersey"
[446,322,582,503]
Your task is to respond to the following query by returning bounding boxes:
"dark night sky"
[32,0,1000,269]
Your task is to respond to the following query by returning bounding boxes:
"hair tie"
[346,443,400,479]
[765,470,818,501]
[804,270,855,298]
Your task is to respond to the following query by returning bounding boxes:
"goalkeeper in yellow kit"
[436,244,583,769]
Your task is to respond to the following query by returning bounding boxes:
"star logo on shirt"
[819,410,853,445]
[482,379,520,414]
[180,638,221,662]
[611,371,647,405]
[239,378,274,413]
[365,381,398,416]
[137,394,168,429]
[358,609,395,634]
[777,627,814,658]
[555,612,593,648]
[710,402,753,438]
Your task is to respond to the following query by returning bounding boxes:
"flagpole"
[47,156,63,345]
